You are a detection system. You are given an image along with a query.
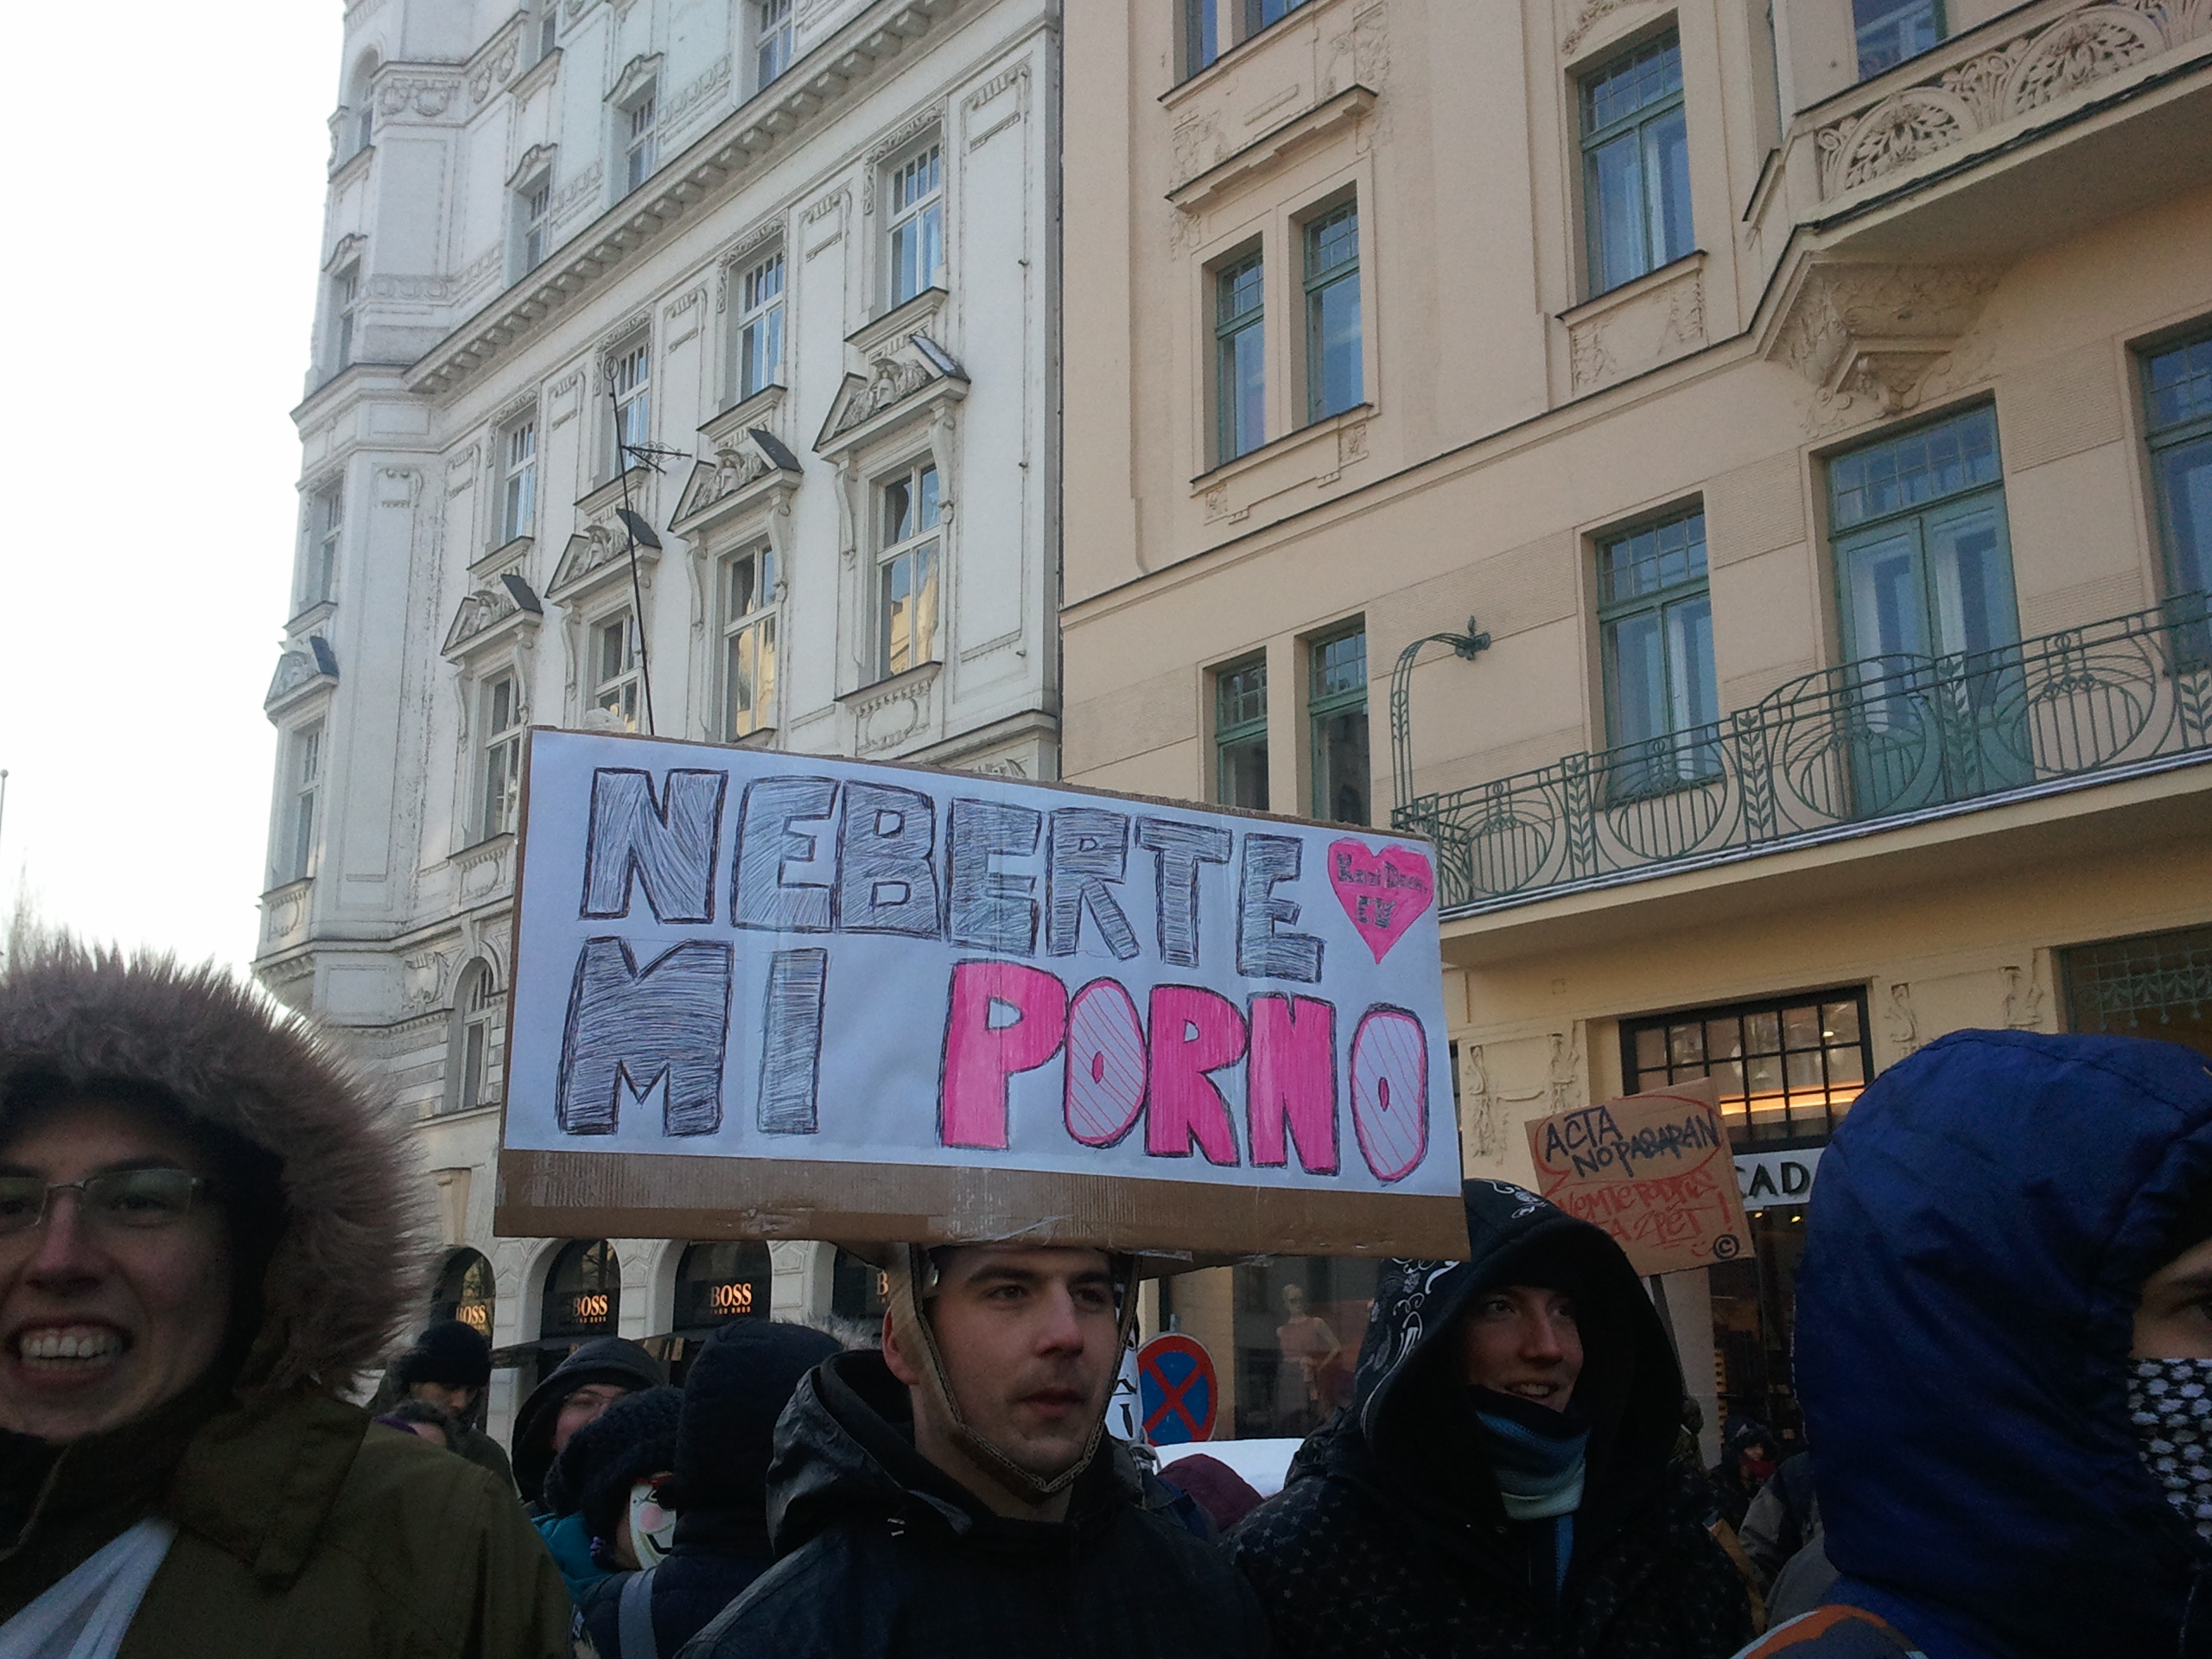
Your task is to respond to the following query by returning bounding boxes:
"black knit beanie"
[662,1321,842,1514]
[546,1385,682,1546]
[396,1320,493,1392]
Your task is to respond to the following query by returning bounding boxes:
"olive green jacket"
[119,1393,568,1659]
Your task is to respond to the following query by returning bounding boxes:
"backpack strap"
[617,1565,659,1659]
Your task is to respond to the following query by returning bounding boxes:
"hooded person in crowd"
[1731,1030,2212,1659]
[1709,1419,1781,1533]
[575,1321,840,1659]
[685,1243,1273,1658]
[1228,1179,1753,1659]
[511,1336,664,1508]
[0,938,568,1657]
[393,1318,515,1491]
[535,1384,681,1603]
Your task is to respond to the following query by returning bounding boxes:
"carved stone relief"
[1768,262,2003,422]
[1815,0,2208,196]
[1568,266,1706,393]
[1885,981,1921,1058]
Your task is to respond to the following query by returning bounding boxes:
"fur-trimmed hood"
[0,936,431,1398]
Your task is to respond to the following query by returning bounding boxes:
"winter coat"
[1778,1030,2212,1659]
[1226,1179,1754,1659]
[681,1348,1274,1659]
[1738,1453,1817,1585]
[579,1321,842,1658]
[512,1337,668,1505]
[0,941,569,1657]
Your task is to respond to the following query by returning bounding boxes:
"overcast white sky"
[0,3,342,969]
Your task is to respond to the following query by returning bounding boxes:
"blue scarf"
[1471,1388,1590,1605]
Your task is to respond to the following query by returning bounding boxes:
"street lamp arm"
[1389,618,1491,818]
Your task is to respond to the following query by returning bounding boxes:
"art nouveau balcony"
[1396,593,2212,923]
[1759,0,2212,267]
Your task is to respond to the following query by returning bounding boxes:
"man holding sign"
[684,1243,1269,1657]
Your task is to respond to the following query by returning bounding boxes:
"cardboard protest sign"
[496,728,1466,1258]
[1523,1079,1750,1275]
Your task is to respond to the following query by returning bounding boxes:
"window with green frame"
[1303,200,1362,425]
[1216,251,1266,464]
[1309,628,1368,824]
[1598,507,1718,795]
[1580,34,1694,297]
[1216,655,1268,810]
[2145,327,2212,601]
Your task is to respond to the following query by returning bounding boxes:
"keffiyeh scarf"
[2130,1357,2212,1541]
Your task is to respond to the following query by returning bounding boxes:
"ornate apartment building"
[258,0,1059,1433]
[1063,0,2212,1448]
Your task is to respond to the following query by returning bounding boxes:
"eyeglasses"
[0,1169,209,1235]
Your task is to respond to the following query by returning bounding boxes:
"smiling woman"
[0,936,570,1656]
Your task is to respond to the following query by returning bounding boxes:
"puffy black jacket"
[1226,1179,1752,1659]
[680,1349,1273,1659]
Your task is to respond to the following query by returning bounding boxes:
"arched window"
[433,1248,495,1338]
[673,1242,772,1334]
[831,1248,888,1323]
[446,959,501,1115]
[541,1240,620,1343]
[347,55,379,156]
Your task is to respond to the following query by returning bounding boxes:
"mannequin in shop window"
[1273,1285,1342,1437]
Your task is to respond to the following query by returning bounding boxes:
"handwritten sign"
[1524,1079,1750,1275]
[496,729,1465,1258]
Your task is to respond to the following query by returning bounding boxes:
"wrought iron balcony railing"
[1395,594,2212,918]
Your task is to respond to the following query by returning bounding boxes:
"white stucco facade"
[258,0,1060,1440]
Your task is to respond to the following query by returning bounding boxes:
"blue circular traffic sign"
[1137,1333,1217,1445]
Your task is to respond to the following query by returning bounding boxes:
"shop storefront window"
[1229,1261,1376,1440]
[832,1248,890,1325]
[433,1248,495,1340]
[1623,988,1871,1145]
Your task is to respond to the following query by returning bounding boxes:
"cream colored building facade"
[1064,0,2212,1445]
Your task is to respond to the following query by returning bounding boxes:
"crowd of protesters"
[2,938,2209,1658]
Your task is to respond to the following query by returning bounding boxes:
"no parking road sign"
[1137,1333,1218,1445]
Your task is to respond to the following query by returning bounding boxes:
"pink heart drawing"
[1327,840,1436,963]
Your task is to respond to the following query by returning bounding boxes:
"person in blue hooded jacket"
[1734,1029,2212,1659]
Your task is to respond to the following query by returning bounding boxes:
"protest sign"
[496,728,1466,1258]
[1523,1079,1750,1275]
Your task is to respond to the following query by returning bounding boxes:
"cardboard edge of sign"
[496,1148,1471,1264]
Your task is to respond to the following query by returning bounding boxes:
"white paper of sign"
[499,729,1464,1252]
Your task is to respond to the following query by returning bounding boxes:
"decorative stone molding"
[507,143,558,191]
[402,948,454,1015]
[1565,258,1707,393]
[265,637,340,716]
[845,663,942,755]
[467,18,525,109]
[261,882,315,952]
[1168,85,1377,211]
[443,572,545,660]
[445,444,481,497]
[671,428,804,534]
[664,57,734,139]
[1561,0,1657,55]
[376,73,463,120]
[322,232,368,275]
[369,272,460,304]
[607,53,664,111]
[664,284,709,348]
[455,834,517,905]
[816,334,969,452]
[1766,260,2004,416]
[863,107,947,203]
[1814,0,2212,197]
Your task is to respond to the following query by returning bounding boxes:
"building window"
[518,176,552,274]
[1246,0,1315,33]
[540,1241,620,1343]
[283,722,323,884]
[1303,200,1362,425]
[452,962,500,1113]
[877,462,941,679]
[1581,34,1693,297]
[1309,628,1369,823]
[721,544,779,739]
[499,419,538,545]
[593,613,643,730]
[737,250,785,401]
[1215,250,1265,464]
[1215,655,1268,809]
[1853,0,1941,77]
[535,3,559,62]
[2064,923,2212,1062]
[303,481,343,610]
[1623,988,1872,1146]
[2145,327,2212,601]
[332,264,361,372]
[1829,405,2015,663]
[432,1249,495,1336]
[611,340,652,474]
[756,0,795,87]
[623,86,658,194]
[480,673,524,837]
[1184,0,1220,73]
[887,143,944,308]
[1598,507,1718,794]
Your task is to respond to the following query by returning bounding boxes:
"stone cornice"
[406,0,968,402]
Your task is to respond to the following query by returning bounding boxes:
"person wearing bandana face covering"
[682,1243,1271,1659]
[1730,1030,2212,1659]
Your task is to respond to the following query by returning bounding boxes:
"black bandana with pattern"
[2129,1356,2212,1542]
